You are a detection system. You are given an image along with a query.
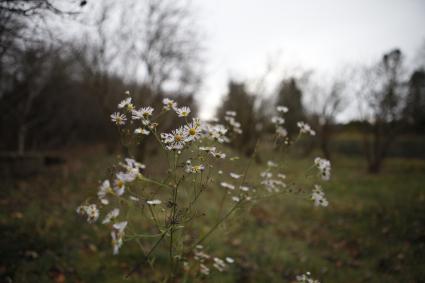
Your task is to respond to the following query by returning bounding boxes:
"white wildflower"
[161,127,188,150]
[118,97,133,109]
[220,182,235,190]
[205,124,228,143]
[271,116,285,125]
[147,199,162,205]
[297,121,316,136]
[110,112,127,125]
[185,163,205,174]
[239,185,250,191]
[277,105,289,113]
[102,208,120,224]
[311,184,328,207]
[113,171,136,196]
[98,180,112,204]
[213,257,227,272]
[296,271,320,283]
[134,128,150,135]
[225,257,235,263]
[231,196,240,202]
[132,107,154,120]
[276,126,288,137]
[76,204,99,223]
[230,172,242,179]
[163,98,177,110]
[314,157,331,181]
[210,149,226,159]
[111,221,127,255]
[184,119,202,142]
[175,106,191,117]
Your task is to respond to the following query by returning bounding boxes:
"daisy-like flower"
[134,128,150,135]
[113,171,136,196]
[161,127,188,150]
[146,199,162,205]
[98,180,113,204]
[163,98,177,110]
[185,163,205,174]
[210,151,226,159]
[132,107,154,120]
[314,157,331,181]
[230,172,242,179]
[76,204,99,223]
[297,121,316,136]
[184,119,202,142]
[277,105,289,113]
[102,208,120,224]
[220,182,235,190]
[110,112,127,125]
[118,97,132,109]
[175,106,191,117]
[111,221,127,255]
[120,158,145,180]
[271,116,285,125]
[311,184,328,207]
[276,126,288,137]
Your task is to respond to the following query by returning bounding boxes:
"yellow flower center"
[116,180,124,188]
[175,134,183,142]
[189,128,196,136]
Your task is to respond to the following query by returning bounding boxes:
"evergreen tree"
[216,81,257,156]
[403,69,425,132]
[275,78,305,136]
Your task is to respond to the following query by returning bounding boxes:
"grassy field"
[1,145,424,283]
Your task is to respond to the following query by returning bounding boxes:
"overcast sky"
[194,0,425,119]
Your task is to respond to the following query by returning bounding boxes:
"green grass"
[1,146,424,283]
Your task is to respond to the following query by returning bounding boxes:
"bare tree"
[357,49,406,173]
[308,77,347,160]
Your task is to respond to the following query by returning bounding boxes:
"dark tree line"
[0,0,202,157]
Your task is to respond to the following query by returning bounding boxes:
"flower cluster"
[224,110,242,134]
[296,272,320,283]
[314,157,331,181]
[187,245,234,276]
[260,161,287,193]
[76,204,99,223]
[272,105,289,138]
[77,91,332,280]
[311,184,328,207]
[297,121,316,136]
